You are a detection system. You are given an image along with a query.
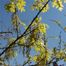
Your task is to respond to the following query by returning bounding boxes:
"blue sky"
[0,0,66,66]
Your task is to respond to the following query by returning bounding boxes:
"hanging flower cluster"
[5,0,26,12]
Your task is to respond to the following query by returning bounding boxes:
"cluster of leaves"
[32,0,66,12]
[5,0,26,12]
[17,17,48,55]
[32,0,49,12]
[52,47,66,62]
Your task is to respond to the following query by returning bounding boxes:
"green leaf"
[10,0,14,2]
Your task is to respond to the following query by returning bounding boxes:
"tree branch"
[0,31,12,34]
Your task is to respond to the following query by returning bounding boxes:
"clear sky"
[0,0,66,66]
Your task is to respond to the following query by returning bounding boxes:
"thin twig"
[0,32,12,34]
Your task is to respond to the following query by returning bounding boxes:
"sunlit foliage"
[0,0,66,66]
[5,0,26,12]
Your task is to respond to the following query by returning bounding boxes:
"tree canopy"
[0,0,66,66]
